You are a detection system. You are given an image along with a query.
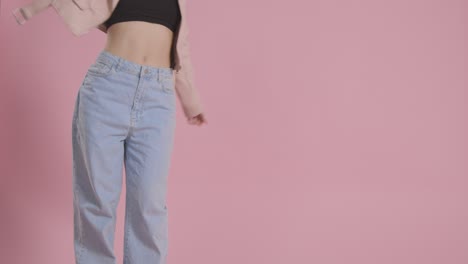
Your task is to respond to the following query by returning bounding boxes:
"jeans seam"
[124,190,131,264]
[72,110,85,264]
[74,187,86,263]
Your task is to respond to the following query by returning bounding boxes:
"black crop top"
[103,0,181,32]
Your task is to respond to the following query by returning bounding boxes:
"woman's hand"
[187,113,207,126]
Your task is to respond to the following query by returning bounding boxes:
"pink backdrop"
[1,0,467,263]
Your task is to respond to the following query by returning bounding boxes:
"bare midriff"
[103,21,174,68]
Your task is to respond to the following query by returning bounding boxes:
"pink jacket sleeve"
[173,2,204,119]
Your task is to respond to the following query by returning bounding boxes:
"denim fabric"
[71,50,177,264]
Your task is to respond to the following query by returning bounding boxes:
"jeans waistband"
[95,49,174,79]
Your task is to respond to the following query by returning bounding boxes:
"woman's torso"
[102,0,181,68]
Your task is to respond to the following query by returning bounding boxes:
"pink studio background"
[1,0,467,263]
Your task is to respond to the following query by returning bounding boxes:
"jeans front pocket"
[87,60,115,78]
[158,74,175,95]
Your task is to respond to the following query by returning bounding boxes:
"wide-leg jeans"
[71,49,176,264]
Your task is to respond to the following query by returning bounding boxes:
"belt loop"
[139,66,145,78]
[114,57,121,73]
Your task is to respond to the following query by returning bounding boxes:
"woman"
[13,0,206,263]
[71,0,207,263]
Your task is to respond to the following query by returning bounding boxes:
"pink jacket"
[11,0,203,120]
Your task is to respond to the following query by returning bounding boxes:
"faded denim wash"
[71,50,177,264]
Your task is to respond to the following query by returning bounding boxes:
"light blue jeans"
[71,50,176,264]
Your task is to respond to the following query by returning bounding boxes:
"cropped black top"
[103,0,181,32]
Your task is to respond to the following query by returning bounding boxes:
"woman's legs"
[121,55,176,264]
[72,50,176,264]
